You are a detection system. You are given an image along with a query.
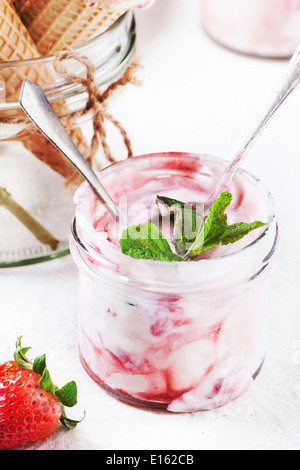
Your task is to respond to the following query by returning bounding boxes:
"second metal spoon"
[204,44,300,210]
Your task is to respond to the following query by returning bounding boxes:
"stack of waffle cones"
[14,0,139,55]
[0,0,52,103]
[0,0,138,181]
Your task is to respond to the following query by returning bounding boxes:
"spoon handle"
[206,45,300,208]
[19,80,119,220]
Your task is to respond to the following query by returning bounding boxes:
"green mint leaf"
[187,191,232,257]
[203,190,233,243]
[119,223,183,262]
[156,196,204,256]
[221,221,267,245]
[119,191,267,263]
[187,190,267,258]
[156,195,185,209]
[55,381,78,408]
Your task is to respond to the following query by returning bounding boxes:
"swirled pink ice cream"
[71,153,278,412]
[202,0,300,58]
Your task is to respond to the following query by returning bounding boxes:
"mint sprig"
[118,191,267,262]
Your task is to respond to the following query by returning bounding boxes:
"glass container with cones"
[0,0,136,267]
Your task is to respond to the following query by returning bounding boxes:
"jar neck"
[71,205,279,297]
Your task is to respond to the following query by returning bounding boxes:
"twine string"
[54,51,140,167]
[0,51,141,173]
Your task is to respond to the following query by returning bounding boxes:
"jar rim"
[71,153,279,293]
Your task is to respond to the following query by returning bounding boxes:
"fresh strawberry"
[0,337,83,450]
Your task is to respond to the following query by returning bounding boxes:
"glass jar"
[70,152,279,412]
[201,0,300,58]
[0,11,135,267]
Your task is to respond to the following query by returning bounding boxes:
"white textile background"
[1,0,300,450]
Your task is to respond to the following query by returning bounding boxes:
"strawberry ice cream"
[202,0,300,58]
[70,153,279,412]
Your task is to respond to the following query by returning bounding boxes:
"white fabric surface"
[1,0,300,450]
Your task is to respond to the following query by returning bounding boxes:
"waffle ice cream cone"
[0,0,50,103]
[0,0,88,179]
[14,0,138,55]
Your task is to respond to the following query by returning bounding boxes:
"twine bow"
[0,51,141,185]
[0,51,141,251]
[53,51,141,172]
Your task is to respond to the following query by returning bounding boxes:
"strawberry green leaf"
[33,354,47,376]
[39,368,56,395]
[12,337,85,430]
[55,381,78,408]
[60,410,86,430]
[14,336,33,371]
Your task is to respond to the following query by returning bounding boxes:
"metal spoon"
[204,44,300,210]
[19,80,120,221]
